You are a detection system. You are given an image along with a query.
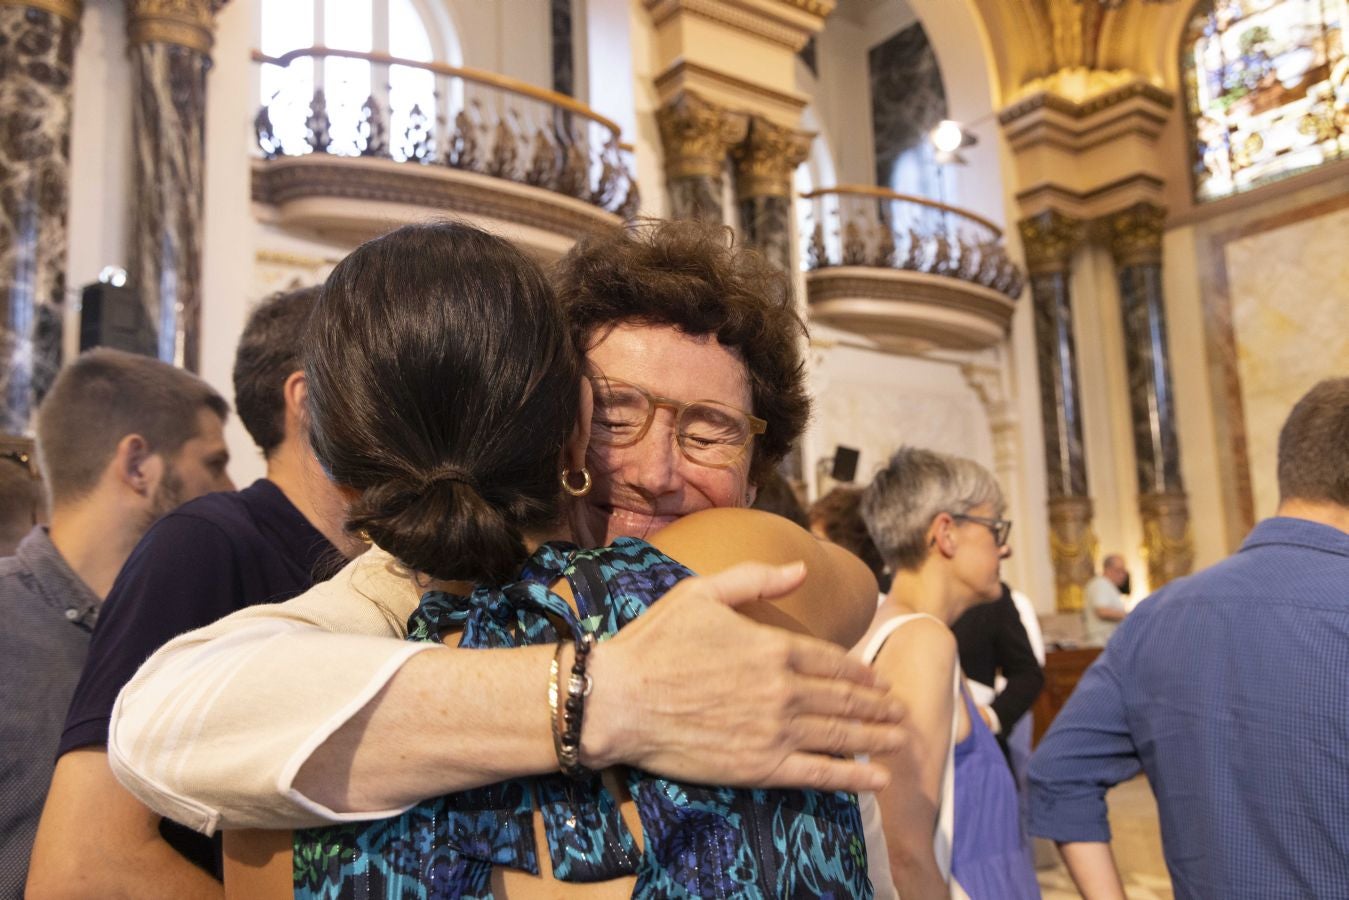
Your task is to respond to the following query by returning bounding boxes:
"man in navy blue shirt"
[27,288,358,897]
[1029,377,1349,900]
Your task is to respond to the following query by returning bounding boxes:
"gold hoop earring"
[560,466,592,497]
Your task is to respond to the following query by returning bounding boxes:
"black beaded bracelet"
[557,631,595,778]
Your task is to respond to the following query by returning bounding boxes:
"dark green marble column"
[1104,202,1192,589]
[655,92,744,224]
[730,116,809,272]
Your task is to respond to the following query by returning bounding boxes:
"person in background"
[1030,377,1349,899]
[1082,554,1128,644]
[27,288,359,899]
[750,468,810,527]
[0,447,44,557]
[952,582,1044,763]
[857,447,1040,899]
[0,349,232,898]
[810,485,889,592]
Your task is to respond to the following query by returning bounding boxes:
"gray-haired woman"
[855,447,1040,899]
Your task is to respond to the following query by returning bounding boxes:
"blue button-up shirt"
[1029,517,1349,899]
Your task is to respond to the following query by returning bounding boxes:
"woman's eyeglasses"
[586,375,766,469]
[951,512,1013,547]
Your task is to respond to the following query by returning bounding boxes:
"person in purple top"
[855,447,1040,900]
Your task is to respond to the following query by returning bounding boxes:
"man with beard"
[0,349,232,898]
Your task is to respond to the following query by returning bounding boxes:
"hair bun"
[348,471,527,585]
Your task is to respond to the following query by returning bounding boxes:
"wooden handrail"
[253,47,629,146]
[800,183,1003,238]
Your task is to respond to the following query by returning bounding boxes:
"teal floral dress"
[292,537,871,899]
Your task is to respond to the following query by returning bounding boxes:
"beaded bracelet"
[556,631,595,778]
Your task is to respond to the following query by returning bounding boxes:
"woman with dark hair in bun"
[224,221,880,899]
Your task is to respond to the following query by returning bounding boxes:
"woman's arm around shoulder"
[648,507,877,647]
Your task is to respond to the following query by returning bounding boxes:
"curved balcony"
[801,186,1025,353]
[251,47,638,256]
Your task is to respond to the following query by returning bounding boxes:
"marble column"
[125,0,225,372]
[730,116,810,272]
[655,92,745,224]
[1104,202,1193,589]
[1019,209,1095,612]
[0,0,81,437]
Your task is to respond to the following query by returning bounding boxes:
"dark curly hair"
[554,219,810,486]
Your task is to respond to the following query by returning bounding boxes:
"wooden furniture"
[1032,646,1102,746]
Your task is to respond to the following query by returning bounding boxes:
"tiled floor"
[1036,776,1173,899]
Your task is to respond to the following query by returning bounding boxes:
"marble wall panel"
[129,41,208,371]
[1118,262,1183,495]
[868,22,945,196]
[668,175,723,224]
[0,5,77,435]
[550,0,573,96]
[1224,202,1349,521]
[738,194,792,272]
[1031,271,1089,499]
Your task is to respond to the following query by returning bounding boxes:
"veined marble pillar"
[655,92,745,224]
[730,116,810,272]
[1104,202,1193,589]
[125,0,224,372]
[0,0,81,437]
[1019,209,1095,612]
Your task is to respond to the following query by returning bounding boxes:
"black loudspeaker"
[830,445,860,482]
[80,283,157,358]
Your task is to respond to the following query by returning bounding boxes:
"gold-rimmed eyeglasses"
[951,513,1013,547]
[586,375,766,469]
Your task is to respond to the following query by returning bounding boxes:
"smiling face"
[577,323,756,545]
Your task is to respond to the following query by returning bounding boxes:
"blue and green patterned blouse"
[293,537,871,899]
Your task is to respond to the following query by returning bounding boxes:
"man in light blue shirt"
[1029,377,1349,900]
[1081,554,1128,644]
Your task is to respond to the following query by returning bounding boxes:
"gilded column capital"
[1101,201,1166,267]
[126,0,227,56]
[1018,209,1085,276]
[730,115,811,200]
[656,92,747,181]
[0,0,82,22]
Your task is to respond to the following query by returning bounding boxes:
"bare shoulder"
[869,615,956,675]
[649,508,807,571]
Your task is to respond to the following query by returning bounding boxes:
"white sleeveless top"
[856,613,969,900]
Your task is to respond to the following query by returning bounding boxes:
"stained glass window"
[1182,0,1349,202]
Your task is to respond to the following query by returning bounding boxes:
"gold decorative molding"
[644,0,827,52]
[1,0,83,23]
[1101,201,1165,267]
[730,116,810,200]
[1048,495,1096,613]
[126,0,227,55]
[655,92,748,181]
[1018,209,1084,276]
[1138,492,1193,590]
[1015,173,1165,222]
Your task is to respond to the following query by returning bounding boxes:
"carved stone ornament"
[656,92,747,181]
[730,115,811,200]
[1018,209,1084,276]
[126,0,228,55]
[0,0,83,22]
[1101,201,1165,268]
[1138,491,1193,590]
[1048,494,1097,612]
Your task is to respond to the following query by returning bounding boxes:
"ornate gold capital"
[1101,201,1165,267]
[0,0,82,22]
[1048,495,1096,613]
[730,115,811,200]
[126,0,227,55]
[656,92,747,181]
[1018,209,1084,276]
[1138,491,1193,590]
